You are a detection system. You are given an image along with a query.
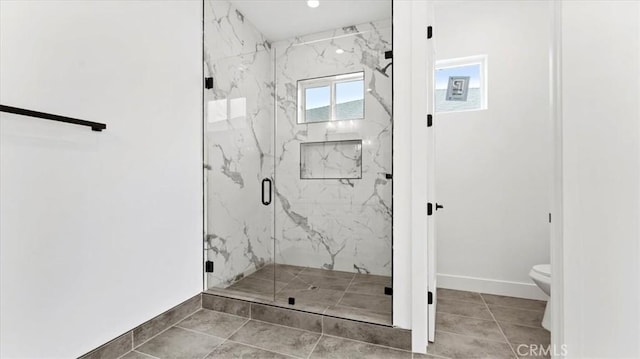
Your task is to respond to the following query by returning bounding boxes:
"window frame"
[297,71,365,124]
[435,55,488,113]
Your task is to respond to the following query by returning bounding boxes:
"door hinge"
[428,203,433,216]
[384,286,393,295]
[549,213,552,223]
[385,50,393,59]
[385,173,393,180]
[205,260,214,273]
[428,291,433,305]
[427,114,433,127]
[427,26,433,39]
[205,77,213,89]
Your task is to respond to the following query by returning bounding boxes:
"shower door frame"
[201,0,396,328]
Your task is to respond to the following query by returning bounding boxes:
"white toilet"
[529,264,551,330]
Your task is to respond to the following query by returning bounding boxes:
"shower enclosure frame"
[200,0,396,328]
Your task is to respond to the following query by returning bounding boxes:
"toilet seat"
[532,264,551,277]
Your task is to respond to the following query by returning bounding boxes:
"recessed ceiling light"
[307,0,319,8]
[335,48,344,54]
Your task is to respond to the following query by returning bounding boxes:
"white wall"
[0,1,203,358]
[434,0,551,299]
[560,1,640,357]
[392,0,430,352]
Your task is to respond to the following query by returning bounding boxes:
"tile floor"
[208,264,393,326]
[120,288,549,359]
[425,288,551,359]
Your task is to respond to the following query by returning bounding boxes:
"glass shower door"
[203,0,275,301]
[272,19,394,325]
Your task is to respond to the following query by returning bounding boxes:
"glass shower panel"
[273,19,393,325]
[203,0,275,301]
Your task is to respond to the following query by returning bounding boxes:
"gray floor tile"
[204,341,291,359]
[276,287,343,309]
[229,320,321,358]
[202,293,251,317]
[136,327,223,359]
[346,281,389,296]
[251,303,322,332]
[120,351,157,359]
[498,322,550,346]
[413,353,444,359]
[323,316,411,350]
[80,332,132,359]
[436,312,506,342]
[481,294,547,311]
[488,305,544,328]
[324,305,392,326]
[310,335,411,359]
[300,267,356,280]
[437,298,493,320]
[338,292,392,313]
[250,264,303,283]
[177,309,248,338]
[133,295,201,347]
[227,276,288,296]
[353,273,391,285]
[426,331,516,359]
[289,273,353,291]
[437,288,484,304]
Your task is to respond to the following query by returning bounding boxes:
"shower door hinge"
[428,291,433,305]
[385,173,393,180]
[385,50,393,59]
[384,286,393,295]
[428,202,433,216]
[205,260,214,273]
[204,77,213,89]
[549,213,552,223]
[427,114,433,127]
[427,26,433,39]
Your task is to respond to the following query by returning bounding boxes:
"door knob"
[435,203,444,210]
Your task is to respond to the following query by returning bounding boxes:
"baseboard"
[437,273,549,301]
[78,293,202,359]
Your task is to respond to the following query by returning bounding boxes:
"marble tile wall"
[204,0,274,288]
[273,21,393,276]
[300,140,363,179]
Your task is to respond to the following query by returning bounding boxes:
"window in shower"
[435,55,488,113]
[297,71,365,123]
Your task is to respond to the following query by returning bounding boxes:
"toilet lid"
[532,264,551,277]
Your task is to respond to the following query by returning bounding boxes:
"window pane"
[435,63,482,113]
[335,80,364,120]
[305,86,331,122]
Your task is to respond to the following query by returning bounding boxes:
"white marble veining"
[273,21,392,276]
[204,0,393,287]
[300,140,363,179]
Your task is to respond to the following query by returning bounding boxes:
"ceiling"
[228,0,391,42]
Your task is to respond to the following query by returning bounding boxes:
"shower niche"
[203,0,393,325]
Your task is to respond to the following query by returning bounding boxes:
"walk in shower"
[203,0,393,325]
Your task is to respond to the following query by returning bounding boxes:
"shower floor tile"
[211,264,393,326]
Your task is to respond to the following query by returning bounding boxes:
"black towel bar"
[0,104,106,132]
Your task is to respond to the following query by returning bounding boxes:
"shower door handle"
[261,178,272,206]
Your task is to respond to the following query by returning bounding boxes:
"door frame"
[393,0,564,354]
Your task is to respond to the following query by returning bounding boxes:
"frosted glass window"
[435,55,487,113]
[305,86,331,122]
[336,80,364,120]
